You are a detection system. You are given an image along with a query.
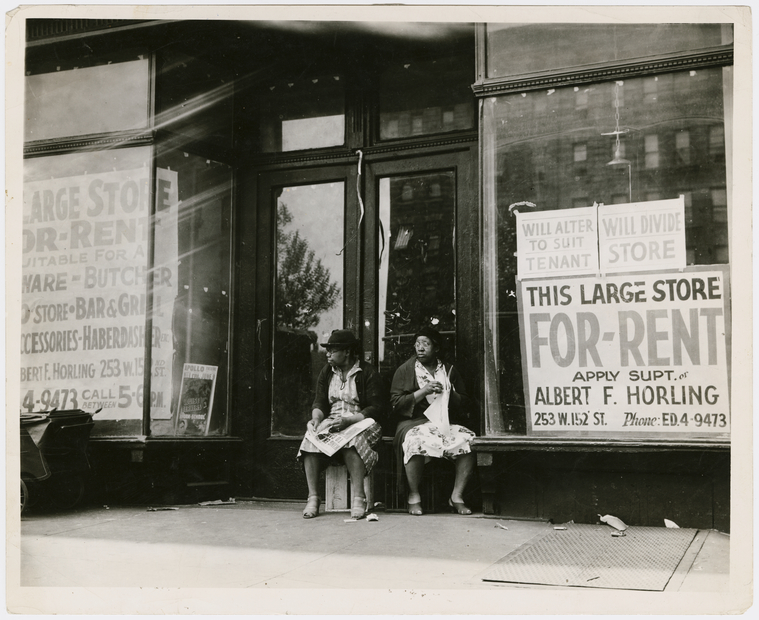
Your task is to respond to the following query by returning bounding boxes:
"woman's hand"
[413,381,444,403]
[423,381,444,395]
[315,418,335,434]
[308,412,324,434]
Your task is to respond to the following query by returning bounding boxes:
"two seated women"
[298,327,475,519]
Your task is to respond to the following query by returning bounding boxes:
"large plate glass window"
[482,66,730,435]
[25,56,150,142]
[485,24,730,79]
[21,147,152,435]
[156,49,234,151]
[379,55,475,140]
[150,150,233,436]
[256,75,345,152]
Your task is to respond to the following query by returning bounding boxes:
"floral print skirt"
[402,421,475,464]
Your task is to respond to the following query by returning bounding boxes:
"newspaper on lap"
[305,416,375,457]
[422,365,453,435]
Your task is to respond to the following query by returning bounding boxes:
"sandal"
[407,501,423,516]
[449,498,472,515]
[303,495,320,519]
[351,496,367,520]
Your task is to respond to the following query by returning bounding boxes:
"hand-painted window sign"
[516,206,599,279]
[21,168,178,423]
[516,197,687,278]
[598,197,686,273]
[516,266,730,439]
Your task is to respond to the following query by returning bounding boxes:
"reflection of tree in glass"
[276,203,340,329]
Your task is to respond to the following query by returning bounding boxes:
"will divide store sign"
[514,199,730,439]
[516,197,686,278]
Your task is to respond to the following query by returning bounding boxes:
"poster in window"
[20,167,177,420]
[598,197,686,273]
[516,206,599,279]
[175,363,218,436]
[516,266,730,439]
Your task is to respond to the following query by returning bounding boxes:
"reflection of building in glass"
[486,67,729,433]
[272,183,344,436]
[493,68,727,266]
[380,173,456,376]
[379,56,475,140]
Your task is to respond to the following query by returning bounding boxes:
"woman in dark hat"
[297,329,385,520]
[390,326,475,516]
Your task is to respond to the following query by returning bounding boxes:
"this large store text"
[518,270,730,437]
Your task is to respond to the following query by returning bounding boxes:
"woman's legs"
[404,455,425,505]
[343,447,369,518]
[450,451,475,503]
[342,447,366,499]
[303,453,323,498]
[302,453,323,518]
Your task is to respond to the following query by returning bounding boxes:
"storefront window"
[21,147,152,436]
[272,182,344,436]
[257,75,345,152]
[156,50,233,150]
[25,58,150,142]
[379,55,474,140]
[150,150,233,436]
[23,36,237,439]
[378,173,456,380]
[482,67,729,435]
[486,24,729,79]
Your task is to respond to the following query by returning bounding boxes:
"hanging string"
[378,219,386,263]
[337,150,364,256]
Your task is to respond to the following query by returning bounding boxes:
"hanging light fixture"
[602,81,632,201]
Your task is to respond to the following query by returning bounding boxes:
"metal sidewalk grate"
[483,524,697,591]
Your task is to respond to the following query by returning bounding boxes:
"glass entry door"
[364,151,475,385]
[272,181,345,436]
[256,166,359,438]
[377,172,456,376]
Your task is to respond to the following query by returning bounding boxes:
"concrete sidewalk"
[18,500,729,592]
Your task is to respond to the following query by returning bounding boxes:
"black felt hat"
[320,329,360,348]
[414,325,443,348]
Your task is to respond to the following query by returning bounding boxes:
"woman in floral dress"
[390,326,475,515]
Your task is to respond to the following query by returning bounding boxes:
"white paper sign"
[517,267,730,438]
[516,206,599,279]
[598,197,686,273]
[21,167,178,420]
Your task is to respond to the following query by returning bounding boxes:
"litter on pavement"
[599,513,628,531]
[344,513,379,523]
